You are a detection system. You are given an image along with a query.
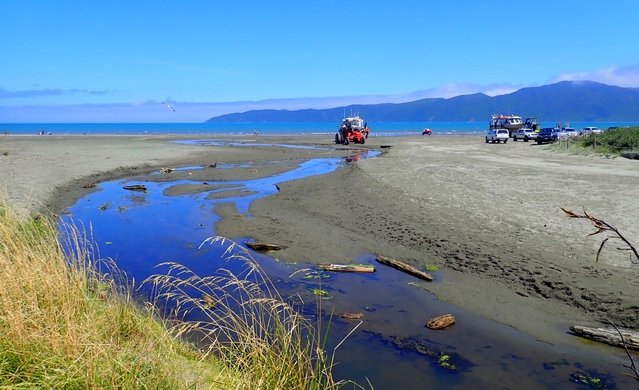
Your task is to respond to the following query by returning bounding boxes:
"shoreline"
[2,133,638,354]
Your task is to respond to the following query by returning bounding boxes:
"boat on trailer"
[489,114,524,136]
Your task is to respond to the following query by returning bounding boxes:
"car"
[536,127,557,144]
[485,129,510,143]
[563,127,579,137]
[512,128,538,142]
[580,127,602,135]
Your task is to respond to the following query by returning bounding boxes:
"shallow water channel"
[60,145,633,389]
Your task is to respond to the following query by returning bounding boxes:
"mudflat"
[2,134,638,346]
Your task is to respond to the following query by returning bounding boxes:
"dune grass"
[143,236,344,390]
[0,200,343,389]
[550,126,639,156]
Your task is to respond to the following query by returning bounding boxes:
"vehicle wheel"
[335,133,340,144]
[513,137,517,142]
[343,137,349,145]
[503,139,507,143]
[524,137,528,142]
[485,138,489,143]
[537,140,541,144]
[360,137,365,144]
[496,139,501,143]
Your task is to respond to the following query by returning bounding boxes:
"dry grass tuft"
[1,196,348,389]
[144,236,345,389]
[0,200,233,388]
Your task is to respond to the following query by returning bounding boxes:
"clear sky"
[2,0,639,122]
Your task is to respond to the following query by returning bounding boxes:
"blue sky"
[2,0,639,122]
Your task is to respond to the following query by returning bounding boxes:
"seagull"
[162,102,176,112]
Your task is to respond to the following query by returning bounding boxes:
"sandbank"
[2,133,638,351]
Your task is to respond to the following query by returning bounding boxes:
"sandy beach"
[2,133,638,348]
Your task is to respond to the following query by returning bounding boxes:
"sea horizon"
[1,121,637,136]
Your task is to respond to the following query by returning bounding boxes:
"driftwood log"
[376,255,433,281]
[426,314,456,330]
[123,185,147,191]
[245,242,283,251]
[570,325,639,350]
[318,264,376,273]
[342,312,364,320]
[159,167,176,173]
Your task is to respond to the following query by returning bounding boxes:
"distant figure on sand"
[422,128,432,135]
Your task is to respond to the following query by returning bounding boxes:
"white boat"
[339,116,366,133]
[489,115,524,132]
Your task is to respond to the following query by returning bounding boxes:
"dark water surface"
[59,147,634,389]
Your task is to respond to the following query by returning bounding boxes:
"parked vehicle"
[580,127,602,135]
[536,128,558,144]
[422,128,432,135]
[512,128,538,142]
[489,114,524,137]
[485,129,510,143]
[522,117,540,131]
[335,116,368,145]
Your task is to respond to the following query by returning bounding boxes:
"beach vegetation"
[423,265,439,272]
[437,354,457,371]
[311,288,332,299]
[551,126,639,156]
[0,199,344,389]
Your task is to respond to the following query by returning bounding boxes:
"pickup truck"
[485,129,510,143]
[536,128,557,144]
[513,129,538,142]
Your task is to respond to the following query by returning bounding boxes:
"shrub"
[580,126,639,152]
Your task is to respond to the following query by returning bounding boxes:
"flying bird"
[162,102,176,112]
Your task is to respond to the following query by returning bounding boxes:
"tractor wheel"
[343,137,349,145]
[335,133,341,144]
[360,137,365,144]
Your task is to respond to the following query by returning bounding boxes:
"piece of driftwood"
[376,255,433,281]
[426,314,456,330]
[318,264,376,273]
[570,325,639,350]
[342,312,364,320]
[245,242,283,251]
[123,185,147,191]
[159,167,175,173]
[204,162,217,168]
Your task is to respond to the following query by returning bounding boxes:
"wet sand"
[2,133,638,349]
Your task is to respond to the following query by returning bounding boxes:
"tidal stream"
[59,145,633,389]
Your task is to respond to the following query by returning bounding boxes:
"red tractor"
[335,116,368,145]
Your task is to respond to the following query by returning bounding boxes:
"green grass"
[579,126,639,151]
[0,199,343,389]
[553,126,639,155]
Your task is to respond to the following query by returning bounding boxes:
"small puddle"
[59,149,631,389]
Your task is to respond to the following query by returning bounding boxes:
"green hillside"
[206,81,639,123]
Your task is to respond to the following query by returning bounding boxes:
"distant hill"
[205,81,639,123]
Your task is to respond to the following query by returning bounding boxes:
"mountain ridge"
[206,81,639,123]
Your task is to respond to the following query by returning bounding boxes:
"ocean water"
[1,122,637,136]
